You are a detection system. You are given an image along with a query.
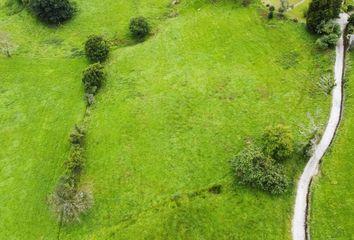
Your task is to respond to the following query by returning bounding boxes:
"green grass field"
[0,0,334,239]
[310,53,354,240]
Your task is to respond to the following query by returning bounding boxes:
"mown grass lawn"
[0,0,333,239]
[310,53,354,240]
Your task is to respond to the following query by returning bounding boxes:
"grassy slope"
[62,4,332,240]
[0,58,86,239]
[0,0,333,239]
[310,53,354,239]
[0,0,168,239]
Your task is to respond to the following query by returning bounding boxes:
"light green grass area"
[286,0,309,21]
[0,57,86,239]
[0,0,333,239]
[310,53,354,240]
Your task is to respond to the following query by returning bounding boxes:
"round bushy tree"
[84,35,109,63]
[129,17,150,39]
[82,63,105,95]
[29,0,74,24]
[261,124,294,162]
[231,144,288,195]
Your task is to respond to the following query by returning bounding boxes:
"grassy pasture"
[310,53,354,240]
[0,0,333,239]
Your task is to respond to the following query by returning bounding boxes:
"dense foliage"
[231,144,289,195]
[29,0,74,24]
[129,17,150,39]
[306,0,342,33]
[82,63,105,95]
[261,124,294,162]
[315,21,341,49]
[84,35,109,63]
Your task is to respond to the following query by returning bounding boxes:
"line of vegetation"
[48,35,110,230]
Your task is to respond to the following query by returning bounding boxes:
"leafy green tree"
[129,17,150,39]
[231,144,288,195]
[84,35,109,63]
[306,0,342,33]
[82,63,105,95]
[261,124,294,162]
[29,0,74,24]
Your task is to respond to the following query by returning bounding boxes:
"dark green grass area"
[310,53,354,240]
[0,1,334,239]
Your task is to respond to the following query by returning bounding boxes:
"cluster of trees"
[231,125,294,194]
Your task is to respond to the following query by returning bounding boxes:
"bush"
[261,124,294,162]
[65,146,84,177]
[316,20,341,36]
[29,0,74,24]
[48,181,93,224]
[267,11,274,19]
[82,63,105,95]
[315,34,339,49]
[231,144,288,195]
[347,5,354,12]
[129,17,150,39]
[84,35,109,63]
[69,125,85,146]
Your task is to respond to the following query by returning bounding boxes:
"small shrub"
[261,124,294,162]
[316,34,339,49]
[347,5,354,12]
[267,11,274,19]
[231,144,288,195]
[65,146,84,176]
[298,112,322,158]
[84,35,109,63]
[48,181,93,224]
[29,0,74,24]
[69,125,85,146]
[269,5,275,12]
[129,17,150,39]
[82,63,105,95]
[317,73,336,95]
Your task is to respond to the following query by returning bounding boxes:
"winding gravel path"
[292,13,349,240]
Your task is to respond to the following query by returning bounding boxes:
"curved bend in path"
[292,13,349,240]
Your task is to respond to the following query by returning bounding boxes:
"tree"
[306,0,342,33]
[84,35,109,63]
[29,0,74,24]
[129,17,150,39]
[231,144,288,195]
[82,63,105,95]
[261,124,294,162]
